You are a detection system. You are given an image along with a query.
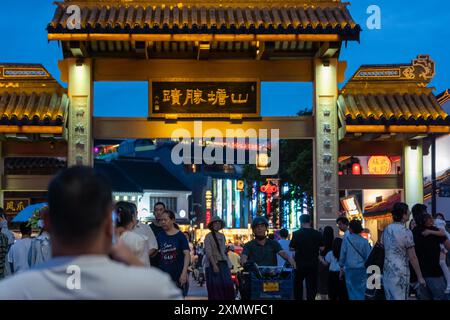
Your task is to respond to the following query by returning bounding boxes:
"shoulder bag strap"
[347,237,366,261]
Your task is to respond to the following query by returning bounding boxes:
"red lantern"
[352,163,361,175]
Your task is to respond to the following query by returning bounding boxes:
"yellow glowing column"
[404,141,424,208]
[67,59,93,167]
[313,58,339,230]
[0,142,3,206]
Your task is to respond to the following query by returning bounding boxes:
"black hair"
[162,209,176,220]
[20,222,32,235]
[332,237,343,260]
[300,214,311,225]
[154,202,166,210]
[412,204,427,224]
[435,213,445,220]
[48,166,112,246]
[391,202,409,222]
[114,202,135,228]
[418,213,433,228]
[129,202,138,218]
[336,216,349,226]
[280,228,289,239]
[322,226,334,254]
[349,219,363,234]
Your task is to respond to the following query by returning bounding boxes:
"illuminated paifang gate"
[0,0,444,230]
[46,0,352,229]
[46,0,359,229]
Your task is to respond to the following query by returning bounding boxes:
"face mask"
[37,219,44,229]
[255,235,266,241]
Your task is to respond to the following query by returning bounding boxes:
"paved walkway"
[186,275,208,300]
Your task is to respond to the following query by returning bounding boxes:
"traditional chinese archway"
[46,0,362,229]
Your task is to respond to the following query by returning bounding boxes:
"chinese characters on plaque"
[318,98,338,215]
[4,199,29,215]
[151,81,258,118]
[70,97,90,166]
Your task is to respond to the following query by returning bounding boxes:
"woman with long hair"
[322,237,348,300]
[383,202,425,300]
[204,216,235,300]
[156,210,190,297]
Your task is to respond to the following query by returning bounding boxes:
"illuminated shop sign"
[340,195,362,218]
[368,156,392,175]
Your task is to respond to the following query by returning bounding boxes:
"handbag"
[365,241,385,272]
[364,236,386,301]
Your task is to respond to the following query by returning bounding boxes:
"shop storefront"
[338,56,450,239]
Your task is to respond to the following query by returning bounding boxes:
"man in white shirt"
[8,222,33,274]
[277,229,294,267]
[129,203,158,265]
[0,166,181,300]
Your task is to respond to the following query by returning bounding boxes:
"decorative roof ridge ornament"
[437,89,450,106]
[349,55,436,84]
[0,63,65,94]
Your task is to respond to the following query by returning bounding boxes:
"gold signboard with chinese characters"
[150,80,259,119]
[4,199,29,215]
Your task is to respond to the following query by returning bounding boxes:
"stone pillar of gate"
[0,142,3,208]
[404,140,424,209]
[313,58,339,230]
[67,58,94,167]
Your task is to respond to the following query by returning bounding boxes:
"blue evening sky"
[0,0,449,117]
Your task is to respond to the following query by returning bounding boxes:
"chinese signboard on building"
[150,81,259,118]
[341,195,362,219]
[4,199,29,215]
[368,156,392,175]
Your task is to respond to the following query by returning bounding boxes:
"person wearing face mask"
[28,207,51,268]
[240,217,296,301]
[241,217,296,269]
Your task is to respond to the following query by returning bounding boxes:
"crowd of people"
[0,166,449,301]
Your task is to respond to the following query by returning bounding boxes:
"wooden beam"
[0,126,63,134]
[48,33,341,43]
[339,141,403,156]
[339,175,404,190]
[88,58,313,81]
[346,125,450,134]
[2,140,67,157]
[3,175,53,191]
[93,116,314,140]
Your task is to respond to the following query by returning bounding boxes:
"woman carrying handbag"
[380,202,425,300]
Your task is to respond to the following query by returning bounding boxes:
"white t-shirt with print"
[0,255,182,300]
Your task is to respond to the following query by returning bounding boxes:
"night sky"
[1,0,449,117]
